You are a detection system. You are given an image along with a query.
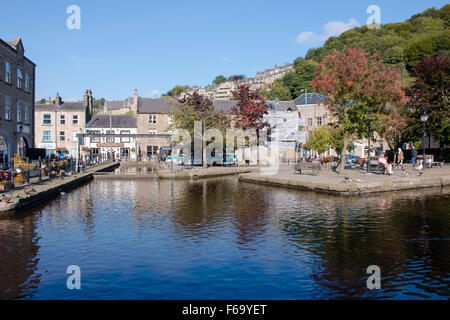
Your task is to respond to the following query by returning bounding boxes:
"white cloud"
[323,18,360,38]
[221,57,231,63]
[296,18,360,45]
[296,32,317,44]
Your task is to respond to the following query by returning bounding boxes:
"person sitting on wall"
[378,153,393,175]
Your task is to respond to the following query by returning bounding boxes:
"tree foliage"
[304,126,343,155]
[404,52,450,147]
[212,75,227,85]
[310,48,408,172]
[231,84,267,131]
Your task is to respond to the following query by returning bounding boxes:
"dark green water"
[0,177,449,299]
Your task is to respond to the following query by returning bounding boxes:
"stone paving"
[239,164,450,195]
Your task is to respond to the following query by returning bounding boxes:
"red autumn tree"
[232,84,267,131]
[405,52,450,148]
[310,48,408,173]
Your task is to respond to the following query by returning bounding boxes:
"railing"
[0,155,115,192]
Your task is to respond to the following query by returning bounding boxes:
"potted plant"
[0,180,13,191]
[14,174,25,186]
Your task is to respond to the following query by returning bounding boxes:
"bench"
[427,161,445,168]
[294,162,322,175]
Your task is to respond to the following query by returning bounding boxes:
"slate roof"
[86,115,136,128]
[138,98,177,114]
[266,101,297,112]
[212,100,238,112]
[294,93,327,105]
[35,102,86,111]
[105,100,126,110]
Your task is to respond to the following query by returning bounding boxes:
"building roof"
[35,101,86,111]
[86,115,136,128]
[294,93,327,106]
[212,100,238,112]
[105,100,127,110]
[138,98,177,114]
[266,101,297,112]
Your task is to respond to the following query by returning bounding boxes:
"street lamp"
[421,111,428,168]
[367,108,373,173]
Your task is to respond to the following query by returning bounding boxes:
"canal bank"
[157,167,255,179]
[239,166,450,195]
[0,162,119,214]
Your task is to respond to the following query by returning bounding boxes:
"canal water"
[0,177,449,299]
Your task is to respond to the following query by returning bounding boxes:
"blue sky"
[1,0,448,101]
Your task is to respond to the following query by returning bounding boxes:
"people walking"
[412,146,418,166]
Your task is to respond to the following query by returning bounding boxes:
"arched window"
[17,136,28,159]
[0,136,10,168]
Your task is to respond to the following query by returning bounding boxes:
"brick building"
[0,37,36,167]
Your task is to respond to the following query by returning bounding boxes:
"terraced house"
[0,37,35,167]
[34,90,94,157]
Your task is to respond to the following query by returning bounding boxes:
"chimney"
[132,89,138,115]
[84,90,89,105]
[55,93,61,106]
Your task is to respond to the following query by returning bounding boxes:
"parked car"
[346,155,361,167]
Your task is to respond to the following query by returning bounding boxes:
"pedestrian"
[411,146,418,166]
[398,148,404,166]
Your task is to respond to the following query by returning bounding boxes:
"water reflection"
[0,178,448,299]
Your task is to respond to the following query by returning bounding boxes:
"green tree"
[164,85,190,98]
[169,92,229,167]
[310,48,408,173]
[212,75,227,85]
[261,81,292,101]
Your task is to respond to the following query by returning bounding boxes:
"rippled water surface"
[0,177,449,299]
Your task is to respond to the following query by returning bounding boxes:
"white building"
[84,115,137,161]
[264,101,307,161]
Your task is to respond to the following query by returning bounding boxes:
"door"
[120,148,130,161]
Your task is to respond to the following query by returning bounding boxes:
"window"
[147,146,158,156]
[91,130,101,143]
[59,131,65,141]
[149,115,156,123]
[17,102,22,123]
[24,105,30,124]
[43,131,52,142]
[5,96,11,120]
[25,73,30,93]
[72,114,79,124]
[17,68,23,89]
[106,130,115,143]
[317,117,322,126]
[149,129,156,135]
[43,114,51,125]
[120,130,130,143]
[59,114,65,125]
[307,118,313,126]
[5,62,11,84]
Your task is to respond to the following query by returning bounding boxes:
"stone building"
[295,92,389,159]
[255,63,294,86]
[136,98,176,160]
[85,115,137,161]
[294,93,329,132]
[103,89,138,115]
[34,90,94,157]
[0,37,36,167]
